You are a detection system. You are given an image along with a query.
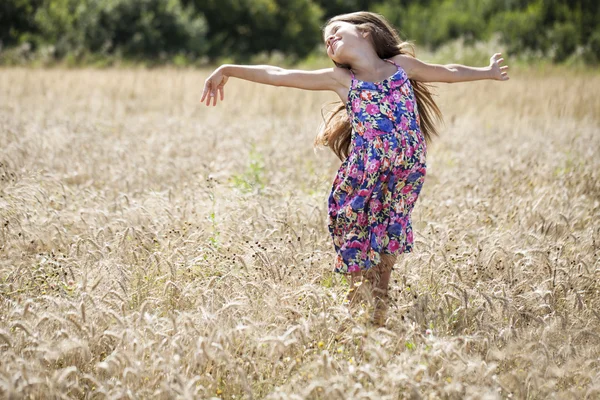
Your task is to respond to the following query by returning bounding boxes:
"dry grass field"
[0,66,599,399]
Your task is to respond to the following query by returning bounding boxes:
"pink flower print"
[401,85,410,96]
[371,199,383,213]
[406,99,414,112]
[388,239,400,252]
[392,90,402,102]
[407,192,418,204]
[366,104,379,115]
[348,265,361,273]
[400,115,409,131]
[352,98,361,113]
[367,159,381,174]
[357,212,367,225]
[360,249,367,259]
[348,240,363,249]
[348,164,359,178]
[401,184,413,194]
[358,188,371,197]
[373,223,386,237]
[364,128,377,140]
[407,230,413,244]
[406,145,414,159]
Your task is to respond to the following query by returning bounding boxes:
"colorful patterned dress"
[328,58,427,274]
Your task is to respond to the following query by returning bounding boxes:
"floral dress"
[328,58,427,274]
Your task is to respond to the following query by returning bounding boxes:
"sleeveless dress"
[328,59,427,274]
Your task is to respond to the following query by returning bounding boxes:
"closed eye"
[325,25,340,41]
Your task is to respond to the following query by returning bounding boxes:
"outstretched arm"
[200,65,347,106]
[394,53,510,83]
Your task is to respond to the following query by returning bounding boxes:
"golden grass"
[0,66,599,399]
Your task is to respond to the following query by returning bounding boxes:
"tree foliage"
[374,0,600,63]
[186,0,323,61]
[0,0,598,64]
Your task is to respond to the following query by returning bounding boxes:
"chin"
[328,53,342,65]
[332,57,347,67]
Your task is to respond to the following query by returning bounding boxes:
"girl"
[201,11,509,327]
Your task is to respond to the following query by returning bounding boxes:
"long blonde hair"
[315,12,442,161]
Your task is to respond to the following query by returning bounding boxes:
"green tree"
[312,0,372,20]
[187,0,322,61]
[83,0,207,58]
[1,0,599,65]
[30,0,207,59]
[0,0,43,47]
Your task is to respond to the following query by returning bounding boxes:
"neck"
[345,47,391,79]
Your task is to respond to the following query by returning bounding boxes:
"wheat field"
[0,66,599,399]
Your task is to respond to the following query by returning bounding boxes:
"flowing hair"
[315,12,443,161]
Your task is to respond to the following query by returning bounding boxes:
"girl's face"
[323,21,368,63]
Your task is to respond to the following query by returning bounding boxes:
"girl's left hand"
[201,67,229,106]
[489,53,509,81]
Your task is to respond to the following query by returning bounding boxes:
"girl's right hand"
[201,67,229,106]
[488,53,509,81]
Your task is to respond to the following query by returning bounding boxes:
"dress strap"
[384,58,401,68]
[348,68,356,89]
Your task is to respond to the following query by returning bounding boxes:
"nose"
[326,34,337,46]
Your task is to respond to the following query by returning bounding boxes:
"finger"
[206,82,215,106]
[497,58,504,64]
[200,83,208,102]
[500,65,509,71]
[212,92,217,106]
[218,86,224,101]
[206,87,213,106]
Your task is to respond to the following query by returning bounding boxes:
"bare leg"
[345,270,369,308]
[344,254,396,324]
[370,253,397,327]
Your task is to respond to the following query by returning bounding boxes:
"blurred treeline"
[1,0,598,66]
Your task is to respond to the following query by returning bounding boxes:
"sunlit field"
[1,66,599,399]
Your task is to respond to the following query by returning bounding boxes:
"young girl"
[201,11,509,327]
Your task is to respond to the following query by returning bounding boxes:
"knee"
[380,253,397,271]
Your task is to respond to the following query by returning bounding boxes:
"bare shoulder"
[330,66,352,87]
[390,54,421,76]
